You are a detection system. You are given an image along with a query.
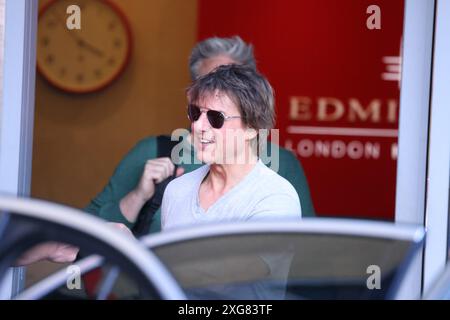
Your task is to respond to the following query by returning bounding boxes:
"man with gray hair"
[189,36,256,80]
[85,36,315,235]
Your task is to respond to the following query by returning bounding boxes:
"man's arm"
[84,137,158,228]
[14,223,134,266]
[14,242,79,266]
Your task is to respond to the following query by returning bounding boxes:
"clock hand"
[49,8,105,58]
[76,38,104,57]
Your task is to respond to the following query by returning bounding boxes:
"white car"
[0,196,426,300]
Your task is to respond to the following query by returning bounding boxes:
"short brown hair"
[187,64,275,131]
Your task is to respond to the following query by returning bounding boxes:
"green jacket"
[85,136,315,233]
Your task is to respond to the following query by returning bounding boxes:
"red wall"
[197,0,404,220]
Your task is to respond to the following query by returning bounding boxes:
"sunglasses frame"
[187,104,242,129]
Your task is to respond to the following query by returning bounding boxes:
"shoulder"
[250,163,302,218]
[165,165,209,196]
[261,142,302,176]
[270,143,300,169]
[265,142,297,161]
[134,136,158,153]
[257,162,299,196]
[111,136,158,177]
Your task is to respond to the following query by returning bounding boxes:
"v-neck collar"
[193,160,262,215]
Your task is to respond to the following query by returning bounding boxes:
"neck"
[206,156,258,194]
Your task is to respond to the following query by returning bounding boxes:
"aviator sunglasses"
[187,104,242,129]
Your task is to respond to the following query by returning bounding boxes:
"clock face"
[37,0,132,93]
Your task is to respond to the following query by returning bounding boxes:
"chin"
[196,150,216,165]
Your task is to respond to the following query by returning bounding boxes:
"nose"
[192,111,210,132]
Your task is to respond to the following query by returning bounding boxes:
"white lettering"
[66,5,81,30]
[294,139,381,160]
[366,265,381,289]
[289,96,312,121]
[66,265,81,290]
[348,99,381,123]
[366,5,381,30]
[317,97,345,121]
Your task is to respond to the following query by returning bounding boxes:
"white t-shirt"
[161,160,302,230]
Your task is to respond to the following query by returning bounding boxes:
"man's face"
[197,54,237,78]
[191,91,250,165]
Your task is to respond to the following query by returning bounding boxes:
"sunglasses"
[187,104,242,129]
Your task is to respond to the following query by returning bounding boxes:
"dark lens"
[207,110,225,129]
[187,104,201,122]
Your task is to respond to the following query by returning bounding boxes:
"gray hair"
[189,36,257,80]
[187,64,275,131]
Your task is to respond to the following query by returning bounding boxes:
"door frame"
[0,0,38,298]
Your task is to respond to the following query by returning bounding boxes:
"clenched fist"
[134,157,184,202]
[119,157,184,223]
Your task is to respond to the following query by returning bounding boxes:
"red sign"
[197,0,404,220]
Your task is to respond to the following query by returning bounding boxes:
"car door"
[138,219,425,300]
[0,196,185,300]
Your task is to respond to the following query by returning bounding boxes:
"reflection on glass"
[153,233,414,300]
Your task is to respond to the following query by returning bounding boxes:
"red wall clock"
[37,0,132,94]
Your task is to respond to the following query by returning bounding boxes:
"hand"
[14,242,78,266]
[134,157,184,202]
[47,242,79,264]
[119,158,184,223]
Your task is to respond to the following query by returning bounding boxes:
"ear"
[245,127,258,141]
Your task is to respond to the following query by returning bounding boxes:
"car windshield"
[150,232,416,300]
